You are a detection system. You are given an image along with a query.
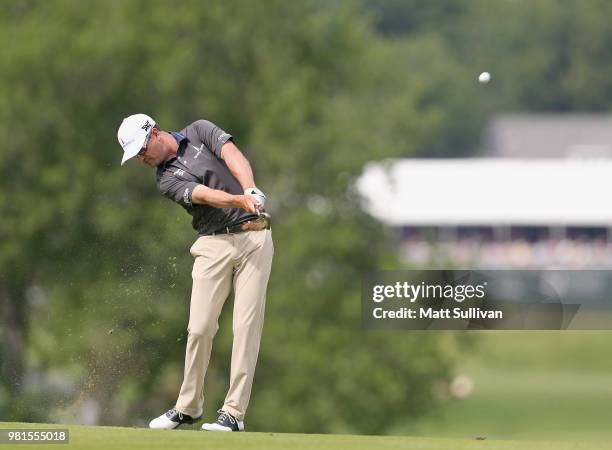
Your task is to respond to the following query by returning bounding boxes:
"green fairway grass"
[0,422,608,450]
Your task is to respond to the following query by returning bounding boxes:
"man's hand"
[244,187,266,209]
[238,195,262,214]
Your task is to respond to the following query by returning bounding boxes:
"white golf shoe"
[149,407,201,429]
[201,409,244,432]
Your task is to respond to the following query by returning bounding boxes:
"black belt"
[210,213,272,236]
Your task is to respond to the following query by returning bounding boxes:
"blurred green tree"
[365,0,612,115]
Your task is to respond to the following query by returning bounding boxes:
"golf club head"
[257,211,272,227]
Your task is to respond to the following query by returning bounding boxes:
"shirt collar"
[157,131,188,172]
[170,131,187,144]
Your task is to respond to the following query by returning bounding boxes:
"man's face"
[136,128,166,167]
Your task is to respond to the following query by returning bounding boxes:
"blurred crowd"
[402,238,612,268]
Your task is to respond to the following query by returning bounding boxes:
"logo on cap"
[141,120,152,132]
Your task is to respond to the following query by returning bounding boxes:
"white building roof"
[357,159,612,226]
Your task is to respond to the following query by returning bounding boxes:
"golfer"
[117,114,274,432]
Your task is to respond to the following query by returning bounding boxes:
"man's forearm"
[191,184,241,208]
[220,141,256,189]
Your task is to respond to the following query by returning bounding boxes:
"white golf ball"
[478,72,491,83]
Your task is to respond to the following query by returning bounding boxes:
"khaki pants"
[175,229,273,420]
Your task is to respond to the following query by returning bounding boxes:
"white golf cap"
[117,113,156,165]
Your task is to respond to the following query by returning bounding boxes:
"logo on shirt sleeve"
[183,187,192,206]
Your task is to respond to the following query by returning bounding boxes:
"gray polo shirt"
[156,120,258,235]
